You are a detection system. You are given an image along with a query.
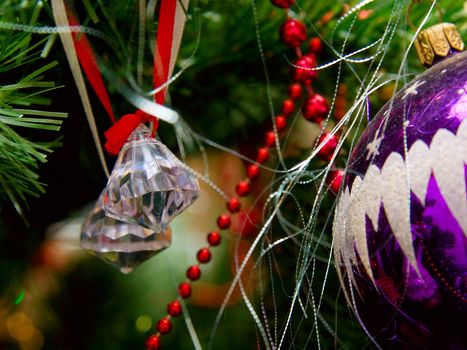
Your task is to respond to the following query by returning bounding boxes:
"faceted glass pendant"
[81,194,172,274]
[80,124,198,273]
[103,124,199,232]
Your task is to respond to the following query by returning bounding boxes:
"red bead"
[309,37,323,53]
[156,318,172,334]
[326,169,344,194]
[235,180,251,197]
[281,99,295,116]
[256,147,270,164]
[227,197,241,213]
[247,164,260,181]
[207,231,221,246]
[187,265,202,280]
[264,131,276,147]
[302,94,329,124]
[275,115,287,132]
[279,19,306,48]
[292,54,317,85]
[317,132,339,161]
[167,300,182,317]
[288,83,302,100]
[146,335,161,350]
[217,214,231,229]
[271,0,295,8]
[197,248,211,264]
[178,282,192,298]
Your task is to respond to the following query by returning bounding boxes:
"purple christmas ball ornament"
[333,50,467,349]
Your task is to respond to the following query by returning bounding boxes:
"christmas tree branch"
[0,1,67,219]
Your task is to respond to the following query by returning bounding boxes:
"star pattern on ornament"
[402,80,425,100]
[366,132,384,160]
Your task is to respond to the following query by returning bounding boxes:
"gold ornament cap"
[414,23,464,67]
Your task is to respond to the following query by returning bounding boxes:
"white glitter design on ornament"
[333,117,467,285]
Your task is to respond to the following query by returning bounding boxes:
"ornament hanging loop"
[407,0,443,31]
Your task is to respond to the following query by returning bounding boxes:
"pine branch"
[0,1,67,219]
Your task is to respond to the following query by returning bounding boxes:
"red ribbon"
[153,0,178,105]
[67,10,116,124]
[67,1,179,155]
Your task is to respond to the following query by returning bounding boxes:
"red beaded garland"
[281,99,295,116]
[275,115,287,132]
[271,0,295,8]
[292,55,317,85]
[236,180,251,197]
[207,231,221,246]
[187,265,202,280]
[302,94,329,124]
[167,300,182,317]
[217,214,231,229]
[146,335,161,350]
[279,19,306,48]
[156,318,172,334]
[264,131,276,147]
[317,132,339,161]
[256,147,270,164]
[309,37,323,53]
[288,83,302,100]
[197,248,212,264]
[326,169,344,194]
[146,4,332,347]
[178,282,192,298]
[246,164,260,181]
[227,197,241,213]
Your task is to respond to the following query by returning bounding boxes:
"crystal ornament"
[103,124,199,231]
[81,193,172,274]
[81,124,199,273]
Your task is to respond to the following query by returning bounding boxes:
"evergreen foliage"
[0,1,67,217]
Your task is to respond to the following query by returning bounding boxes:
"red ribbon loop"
[104,112,159,155]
